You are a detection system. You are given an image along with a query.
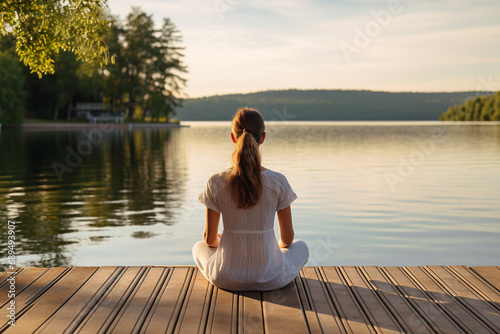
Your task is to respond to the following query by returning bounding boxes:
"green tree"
[0,54,26,124]
[118,8,187,121]
[0,34,16,57]
[439,92,500,121]
[0,0,111,77]
[1,6,186,121]
[75,62,103,105]
[147,18,187,122]
[100,16,125,109]
[53,52,80,120]
[492,92,500,121]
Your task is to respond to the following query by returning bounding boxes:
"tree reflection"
[0,127,186,269]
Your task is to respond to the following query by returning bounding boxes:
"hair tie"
[243,128,251,134]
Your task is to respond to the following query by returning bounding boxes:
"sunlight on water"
[0,121,499,268]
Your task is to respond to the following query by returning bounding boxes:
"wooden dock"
[0,266,499,333]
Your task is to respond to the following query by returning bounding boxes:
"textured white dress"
[193,169,309,291]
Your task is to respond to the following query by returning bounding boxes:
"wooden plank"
[382,267,462,334]
[294,273,310,311]
[0,270,13,283]
[340,266,403,334]
[2,265,498,334]
[76,266,146,334]
[262,280,309,333]
[471,267,500,291]
[424,266,500,332]
[0,268,47,308]
[3,267,98,334]
[294,272,317,329]
[294,272,324,334]
[322,267,373,334]
[36,266,123,334]
[204,281,219,333]
[450,266,500,305]
[361,266,433,333]
[176,268,213,334]
[141,267,192,334]
[240,291,264,333]
[301,267,344,333]
[0,267,68,330]
[0,269,20,288]
[209,288,238,334]
[404,266,488,333]
[108,267,168,333]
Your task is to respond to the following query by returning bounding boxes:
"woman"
[192,107,309,291]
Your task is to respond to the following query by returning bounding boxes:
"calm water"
[0,121,499,269]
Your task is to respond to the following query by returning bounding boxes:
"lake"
[0,121,499,269]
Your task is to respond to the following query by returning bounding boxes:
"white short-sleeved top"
[198,169,298,291]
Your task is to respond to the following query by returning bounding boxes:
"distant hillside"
[175,89,492,121]
[439,91,500,121]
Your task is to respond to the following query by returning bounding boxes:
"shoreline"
[3,122,188,129]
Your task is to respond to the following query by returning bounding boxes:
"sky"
[106,0,500,98]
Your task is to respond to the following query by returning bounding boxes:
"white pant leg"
[281,239,309,270]
[192,240,217,280]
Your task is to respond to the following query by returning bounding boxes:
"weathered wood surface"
[0,266,498,333]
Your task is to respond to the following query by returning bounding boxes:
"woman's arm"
[277,205,294,248]
[203,208,221,248]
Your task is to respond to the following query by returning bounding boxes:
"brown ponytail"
[226,107,265,209]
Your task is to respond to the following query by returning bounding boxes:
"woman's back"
[198,169,304,291]
[203,169,296,232]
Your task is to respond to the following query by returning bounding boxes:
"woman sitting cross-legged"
[192,107,309,291]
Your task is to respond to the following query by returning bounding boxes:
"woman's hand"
[279,239,290,248]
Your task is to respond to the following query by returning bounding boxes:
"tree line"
[439,92,500,121]
[0,6,187,124]
[177,89,493,121]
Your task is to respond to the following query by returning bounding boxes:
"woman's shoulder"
[207,169,229,183]
[206,168,292,187]
[263,168,287,178]
[262,169,292,186]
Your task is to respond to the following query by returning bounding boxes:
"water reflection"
[0,122,499,268]
[0,128,186,269]
[184,122,500,266]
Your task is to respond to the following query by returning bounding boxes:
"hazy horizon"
[182,87,495,99]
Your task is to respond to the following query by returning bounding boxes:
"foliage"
[100,15,124,103]
[176,89,492,121]
[115,8,187,121]
[53,51,80,119]
[0,54,26,124]
[439,92,500,121]
[148,17,187,121]
[0,7,187,122]
[0,0,111,77]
